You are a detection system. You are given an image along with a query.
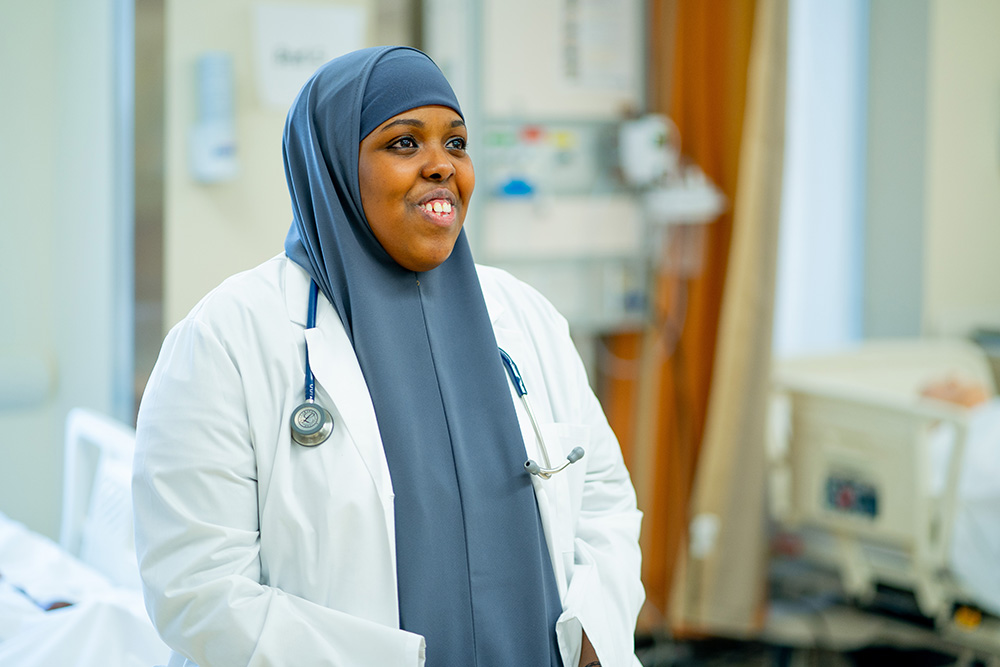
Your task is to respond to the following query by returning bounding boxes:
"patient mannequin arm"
[920,376,989,408]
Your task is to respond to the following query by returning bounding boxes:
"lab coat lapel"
[484,289,546,469]
[485,286,567,595]
[304,321,394,508]
[284,262,394,514]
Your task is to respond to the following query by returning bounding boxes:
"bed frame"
[768,338,995,626]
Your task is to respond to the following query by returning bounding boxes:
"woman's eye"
[390,136,418,150]
[447,137,467,151]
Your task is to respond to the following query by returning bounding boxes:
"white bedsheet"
[0,511,170,666]
[929,398,1000,616]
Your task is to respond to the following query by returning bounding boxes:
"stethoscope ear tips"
[524,447,586,479]
[290,400,334,447]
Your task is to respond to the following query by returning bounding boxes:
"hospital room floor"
[635,620,988,666]
[636,636,964,666]
[633,559,1000,666]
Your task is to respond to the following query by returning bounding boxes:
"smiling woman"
[132,46,643,667]
[359,106,475,272]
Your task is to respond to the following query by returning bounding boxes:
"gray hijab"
[282,46,563,665]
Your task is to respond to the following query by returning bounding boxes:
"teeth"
[422,200,453,214]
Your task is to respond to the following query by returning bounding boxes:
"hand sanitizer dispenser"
[189,51,238,183]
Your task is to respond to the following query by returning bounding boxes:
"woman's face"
[359,105,475,272]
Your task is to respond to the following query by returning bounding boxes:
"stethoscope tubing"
[499,348,585,478]
[499,348,552,468]
[304,280,319,402]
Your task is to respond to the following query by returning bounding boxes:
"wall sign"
[253,3,367,110]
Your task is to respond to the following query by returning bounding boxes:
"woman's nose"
[421,149,456,181]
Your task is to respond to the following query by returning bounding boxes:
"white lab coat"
[133,254,644,667]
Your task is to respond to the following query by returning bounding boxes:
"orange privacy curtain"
[598,0,757,631]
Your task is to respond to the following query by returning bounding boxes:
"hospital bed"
[0,408,170,666]
[767,338,1000,658]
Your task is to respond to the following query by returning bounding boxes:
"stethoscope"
[290,281,585,478]
[498,348,585,478]
[289,281,335,446]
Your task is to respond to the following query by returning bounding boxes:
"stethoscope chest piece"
[290,399,334,447]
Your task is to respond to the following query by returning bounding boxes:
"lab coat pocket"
[537,422,590,590]
[538,422,590,514]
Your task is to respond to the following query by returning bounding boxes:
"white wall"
[923,0,1000,336]
[773,0,868,356]
[162,0,380,328]
[863,0,1000,339]
[0,0,123,538]
[863,0,929,338]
